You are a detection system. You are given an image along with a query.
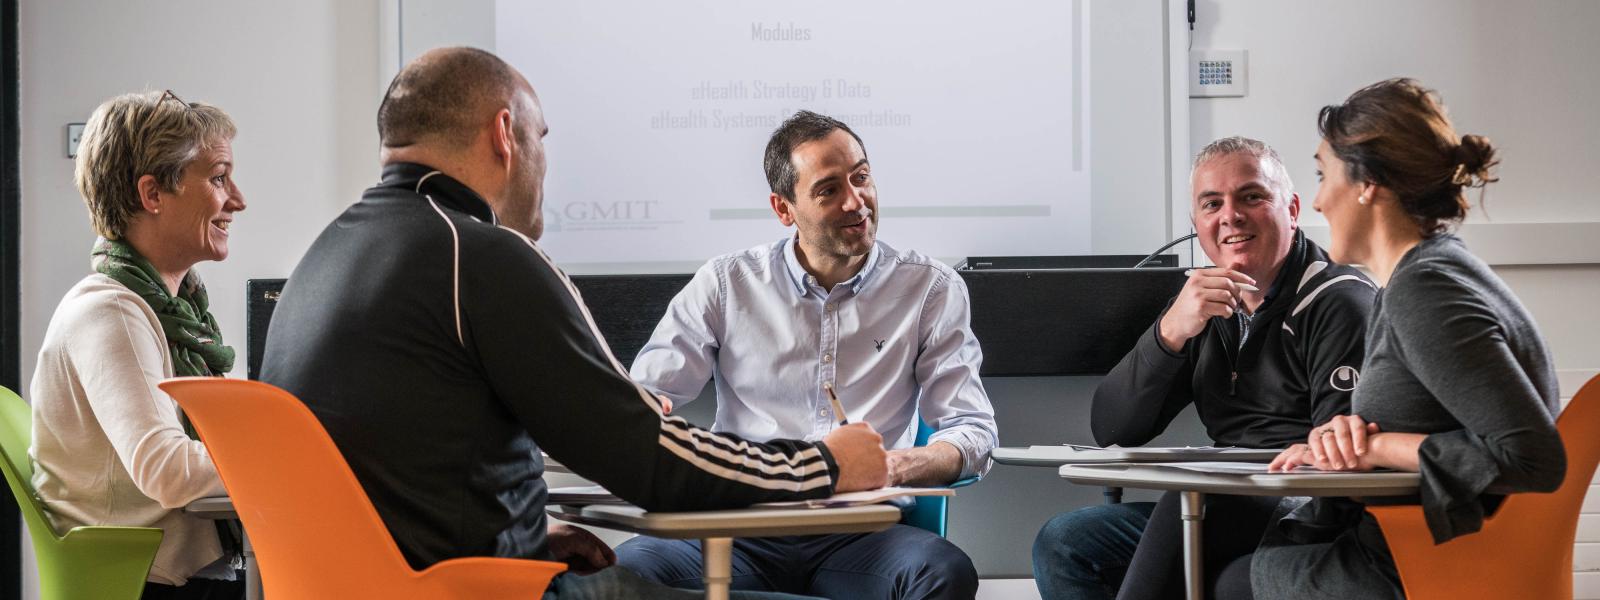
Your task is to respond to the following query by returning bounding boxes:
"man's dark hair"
[378,47,524,149]
[763,110,868,202]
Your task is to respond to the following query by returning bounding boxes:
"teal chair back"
[900,419,978,538]
[0,385,163,600]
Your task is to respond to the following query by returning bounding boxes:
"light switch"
[66,123,86,158]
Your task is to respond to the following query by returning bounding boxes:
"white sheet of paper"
[1140,462,1376,475]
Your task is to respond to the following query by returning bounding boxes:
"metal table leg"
[237,528,262,600]
[1103,486,1124,504]
[701,537,733,600]
[1179,491,1206,600]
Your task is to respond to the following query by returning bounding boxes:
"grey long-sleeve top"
[1356,234,1565,543]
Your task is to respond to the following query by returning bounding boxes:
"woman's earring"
[1357,195,1367,205]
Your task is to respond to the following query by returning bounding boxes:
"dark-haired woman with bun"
[1210,78,1567,599]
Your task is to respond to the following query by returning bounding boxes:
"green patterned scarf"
[91,237,235,378]
[91,236,243,566]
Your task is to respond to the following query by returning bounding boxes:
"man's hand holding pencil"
[820,382,889,492]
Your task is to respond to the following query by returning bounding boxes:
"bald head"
[378,47,531,149]
[376,48,550,239]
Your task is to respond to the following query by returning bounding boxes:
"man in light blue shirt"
[615,111,996,600]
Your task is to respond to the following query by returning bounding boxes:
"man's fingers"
[1197,291,1237,319]
[1205,304,1235,319]
[1269,446,1296,471]
[1192,277,1246,305]
[1272,445,1308,472]
[1195,277,1249,295]
[578,546,601,567]
[1187,269,1259,315]
[1189,268,1258,287]
[848,421,879,435]
[1290,447,1313,471]
[590,544,614,569]
[1217,268,1258,287]
[1201,278,1254,310]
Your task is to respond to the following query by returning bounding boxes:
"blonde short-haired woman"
[30,89,247,599]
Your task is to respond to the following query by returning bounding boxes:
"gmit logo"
[562,200,658,221]
[1330,366,1360,391]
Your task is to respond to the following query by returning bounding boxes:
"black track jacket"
[1091,230,1376,449]
[262,163,839,568]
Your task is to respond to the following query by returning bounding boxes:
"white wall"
[1187,0,1600,226]
[17,0,381,597]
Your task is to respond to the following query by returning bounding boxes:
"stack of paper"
[1014,445,1284,463]
[1141,462,1391,475]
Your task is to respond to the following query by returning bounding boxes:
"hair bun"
[1452,134,1499,187]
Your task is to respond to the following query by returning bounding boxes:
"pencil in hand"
[823,382,849,426]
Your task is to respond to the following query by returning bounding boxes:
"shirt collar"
[1260,228,1306,307]
[375,162,499,225]
[781,235,882,296]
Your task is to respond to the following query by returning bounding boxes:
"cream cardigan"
[29,273,228,585]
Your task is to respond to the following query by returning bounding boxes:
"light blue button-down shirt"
[629,237,998,479]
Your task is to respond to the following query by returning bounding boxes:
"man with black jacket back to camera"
[261,47,888,600]
[1030,136,1378,600]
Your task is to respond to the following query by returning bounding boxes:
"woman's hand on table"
[1269,415,1426,473]
[1270,415,1378,472]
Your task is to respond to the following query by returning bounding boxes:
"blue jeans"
[1031,502,1155,600]
[542,565,820,600]
[615,525,978,600]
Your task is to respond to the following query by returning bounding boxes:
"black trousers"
[1114,492,1280,600]
[142,576,245,600]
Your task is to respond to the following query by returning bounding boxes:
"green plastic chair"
[0,385,163,600]
[901,419,979,538]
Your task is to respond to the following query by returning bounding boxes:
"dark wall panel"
[3,0,24,596]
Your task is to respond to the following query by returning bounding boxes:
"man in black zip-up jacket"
[262,48,887,599]
[1089,229,1369,451]
[1031,137,1376,600]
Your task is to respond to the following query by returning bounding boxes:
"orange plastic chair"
[1369,374,1600,600]
[159,377,567,599]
